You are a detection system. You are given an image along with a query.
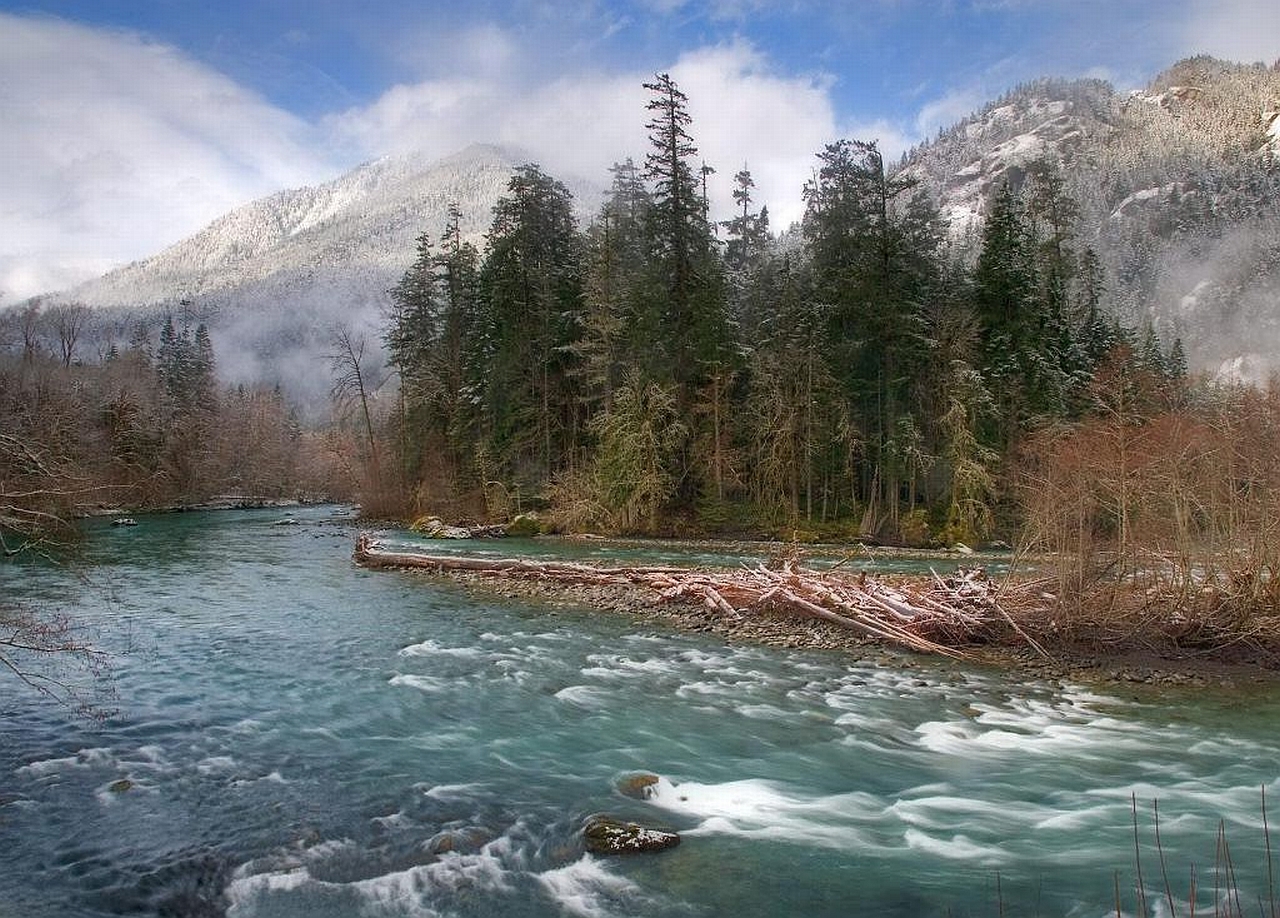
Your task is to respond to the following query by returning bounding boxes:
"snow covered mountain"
[51,57,1280,396]
[63,143,602,402]
[900,56,1280,379]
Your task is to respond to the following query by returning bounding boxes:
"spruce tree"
[479,164,584,483]
[802,138,938,521]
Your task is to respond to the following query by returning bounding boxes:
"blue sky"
[2,0,1279,302]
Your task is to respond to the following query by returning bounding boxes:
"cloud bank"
[4,3,1279,305]
[0,15,902,303]
[328,39,863,230]
[0,13,334,303]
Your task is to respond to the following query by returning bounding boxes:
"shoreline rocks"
[416,567,1280,690]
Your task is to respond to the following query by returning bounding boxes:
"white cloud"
[1183,0,1280,64]
[914,88,988,139]
[328,39,845,229]
[2,13,943,304]
[0,13,336,304]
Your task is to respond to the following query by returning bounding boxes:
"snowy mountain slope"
[62,143,603,403]
[899,57,1280,379]
[71,144,560,306]
[46,57,1280,396]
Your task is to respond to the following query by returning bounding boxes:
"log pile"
[353,535,1050,659]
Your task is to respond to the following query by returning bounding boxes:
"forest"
[0,307,340,551]
[370,75,1194,545]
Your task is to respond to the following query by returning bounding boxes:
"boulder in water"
[410,516,508,539]
[582,814,680,855]
[108,779,134,793]
[616,773,661,800]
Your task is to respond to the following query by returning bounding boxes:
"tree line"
[377,73,1189,544]
[0,308,339,551]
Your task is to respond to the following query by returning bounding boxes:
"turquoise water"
[2,507,1279,917]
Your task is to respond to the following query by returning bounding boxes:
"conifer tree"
[642,73,727,392]
[479,164,584,482]
[803,138,939,521]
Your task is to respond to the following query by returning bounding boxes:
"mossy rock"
[506,512,541,537]
[582,814,680,855]
[409,515,441,533]
[410,516,472,539]
[616,773,661,800]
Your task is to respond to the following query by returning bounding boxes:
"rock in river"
[616,773,661,800]
[582,815,680,855]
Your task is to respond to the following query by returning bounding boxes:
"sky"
[2,0,1279,304]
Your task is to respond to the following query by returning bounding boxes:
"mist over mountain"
[59,143,603,406]
[35,55,1280,400]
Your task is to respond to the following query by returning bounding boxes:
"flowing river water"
[2,506,1278,917]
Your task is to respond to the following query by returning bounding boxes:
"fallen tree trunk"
[353,535,1050,660]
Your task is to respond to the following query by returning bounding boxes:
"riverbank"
[394,563,1280,691]
[81,495,336,518]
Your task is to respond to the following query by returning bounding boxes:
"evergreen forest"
[377,74,1194,548]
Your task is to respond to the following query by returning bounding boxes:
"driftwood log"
[353,535,1049,660]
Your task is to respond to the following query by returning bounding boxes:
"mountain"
[63,143,603,403]
[51,57,1280,396]
[900,56,1280,380]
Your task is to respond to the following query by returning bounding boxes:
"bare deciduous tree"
[48,302,90,368]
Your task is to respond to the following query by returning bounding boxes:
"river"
[2,506,1278,917]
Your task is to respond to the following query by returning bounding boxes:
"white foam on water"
[554,685,611,708]
[422,782,486,801]
[1032,801,1126,831]
[646,776,882,850]
[351,863,445,917]
[537,855,646,918]
[196,755,237,775]
[889,794,1046,836]
[674,680,743,700]
[1187,736,1270,756]
[17,746,115,776]
[733,702,797,721]
[227,835,514,917]
[580,655,675,680]
[833,710,900,732]
[683,814,878,850]
[1082,777,1280,826]
[399,639,486,659]
[619,632,669,644]
[914,695,1154,760]
[389,674,450,693]
[902,827,1007,864]
[224,866,314,914]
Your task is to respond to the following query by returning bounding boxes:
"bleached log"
[353,534,1052,660]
